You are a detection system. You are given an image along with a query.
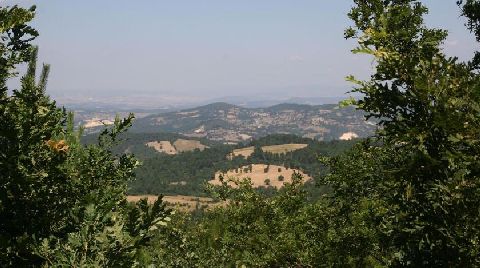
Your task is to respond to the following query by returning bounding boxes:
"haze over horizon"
[4,0,478,107]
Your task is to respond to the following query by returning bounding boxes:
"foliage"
[458,0,480,69]
[0,4,38,91]
[0,6,171,266]
[321,0,480,266]
[145,174,334,267]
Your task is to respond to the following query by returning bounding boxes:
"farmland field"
[230,146,255,158]
[145,139,209,155]
[208,164,310,188]
[173,139,209,152]
[127,195,220,211]
[146,141,177,154]
[261,143,308,154]
[229,144,308,159]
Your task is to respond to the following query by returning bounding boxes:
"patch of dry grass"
[208,164,310,189]
[229,144,308,159]
[146,141,177,154]
[261,144,308,154]
[127,195,220,212]
[230,146,255,158]
[173,139,209,152]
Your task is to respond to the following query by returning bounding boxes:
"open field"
[146,141,177,154]
[145,139,208,155]
[229,144,308,159]
[209,164,310,189]
[173,139,209,152]
[339,132,359,140]
[127,195,220,212]
[261,143,308,154]
[230,146,255,158]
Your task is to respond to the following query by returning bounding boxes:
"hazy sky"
[4,0,478,102]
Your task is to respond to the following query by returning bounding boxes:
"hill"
[209,164,311,189]
[130,102,376,143]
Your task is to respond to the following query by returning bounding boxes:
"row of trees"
[1,0,479,266]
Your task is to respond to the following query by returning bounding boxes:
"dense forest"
[1,1,480,267]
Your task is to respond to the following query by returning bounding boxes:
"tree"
[0,5,171,266]
[458,0,480,69]
[323,0,480,266]
[0,4,38,92]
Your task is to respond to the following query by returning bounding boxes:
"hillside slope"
[131,102,376,142]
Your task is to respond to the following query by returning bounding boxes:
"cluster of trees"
[2,0,479,266]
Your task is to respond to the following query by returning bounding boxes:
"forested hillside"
[127,134,357,196]
[82,132,357,196]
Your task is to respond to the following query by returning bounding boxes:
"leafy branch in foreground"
[322,0,480,266]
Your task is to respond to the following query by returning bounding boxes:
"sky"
[3,0,478,105]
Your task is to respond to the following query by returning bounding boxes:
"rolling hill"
[131,102,376,143]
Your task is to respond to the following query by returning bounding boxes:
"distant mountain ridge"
[131,102,376,143]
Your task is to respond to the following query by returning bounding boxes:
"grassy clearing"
[145,139,209,155]
[173,139,209,152]
[229,143,308,159]
[261,144,308,154]
[230,146,255,158]
[209,164,310,189]
[127,195,220,212]
[146,141,177,154]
